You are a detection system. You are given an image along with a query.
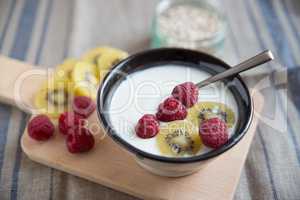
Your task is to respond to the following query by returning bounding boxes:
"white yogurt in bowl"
[97,48,253,177]
[108,64,239,157]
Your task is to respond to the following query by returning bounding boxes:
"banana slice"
[187,102,236,128]
[34,78,71,118]
[54,58,78,81]
[71,61,99,99]
[156,120,202,157]
[96,49,128,80]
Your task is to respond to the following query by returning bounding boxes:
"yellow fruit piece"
[97,50,128,80]
[156,120,202,157]
[187,102,236,128]
[81,46,128,80]
[54,58,78,81]
[72,61,99,99]
[81,46,121,64]
[34,78,71,118]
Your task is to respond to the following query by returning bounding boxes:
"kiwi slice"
[96,49,128,80]
[81,46,120,64]
[54,58,78,81]
[156,120,202,157]
[46,88,69,106]
[81,46,128,80]
[34,79,70,118]
[187,102,236,128]
[71,61,99,99]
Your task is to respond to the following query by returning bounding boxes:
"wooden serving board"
[0,55,264,200]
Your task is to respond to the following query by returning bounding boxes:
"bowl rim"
[96,47,253,164]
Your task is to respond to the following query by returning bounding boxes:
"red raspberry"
[27,115,54,141]
[199,117,229,149]
[172,82,199,108]
[156,97,187,122]
[135,114,160,138]
[73,96,96,118]
[58,112,85,135]
[66,127,95,153]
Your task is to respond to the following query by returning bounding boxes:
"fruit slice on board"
[96,49,128,80]
[156,120,202,157]
[71,61,99,99]
[187,102,236,128]
[81,46,121,65]
[54,58,78,82]
[34,78,71,118]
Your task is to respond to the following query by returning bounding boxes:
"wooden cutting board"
[0,55,264,200]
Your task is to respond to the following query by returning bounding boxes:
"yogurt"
[108,64,238,156]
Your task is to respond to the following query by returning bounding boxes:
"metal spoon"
[196,50,274,88]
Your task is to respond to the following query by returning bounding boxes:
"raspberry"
[58,112,85,135]
[199,117,229,149]
[135,114,160,138]
[27,115,54,141]
[66,127,95,153]
[73,96,96,118]
[156,97,187,122]
[172,82,199,108]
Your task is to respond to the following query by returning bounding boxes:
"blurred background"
[0,0,300,199]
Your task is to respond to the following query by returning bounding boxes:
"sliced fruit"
[54,58,78,81]
[71,61,99,99]
[34,78,71,118]
[156,120,202,157]
[81,46,120,65]
[96,49,128,80]
[187,102,236,128]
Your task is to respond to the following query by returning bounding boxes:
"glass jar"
[151,0,227,56]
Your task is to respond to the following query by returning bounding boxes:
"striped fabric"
[0,0,299,199]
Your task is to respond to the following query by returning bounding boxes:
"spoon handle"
[196,50,274,88]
